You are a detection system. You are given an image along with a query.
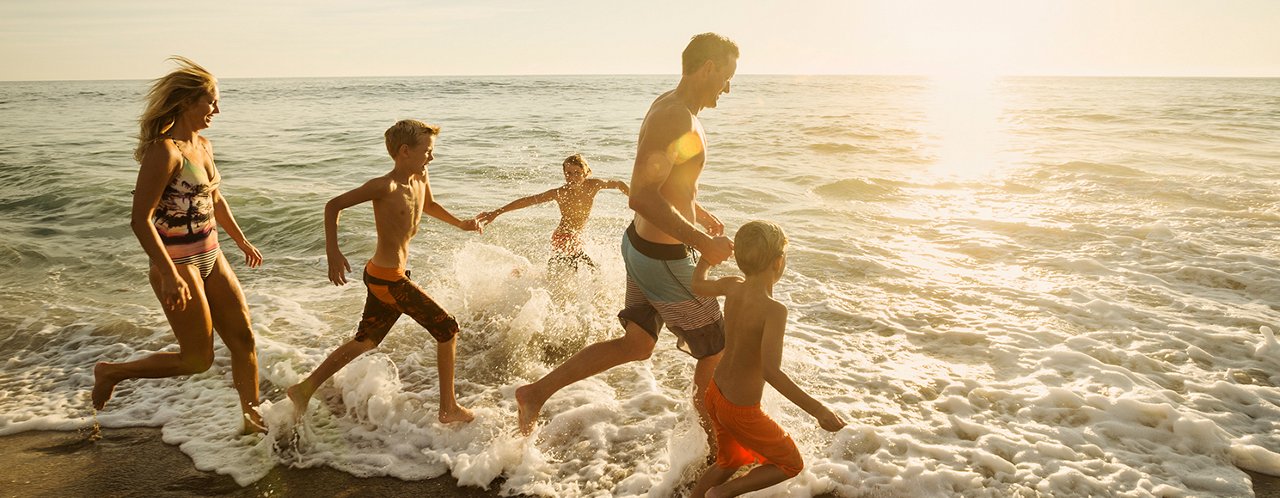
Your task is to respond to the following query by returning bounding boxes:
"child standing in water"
[287,119,479,425]
[688,221,846,497]
[476,154,628,274]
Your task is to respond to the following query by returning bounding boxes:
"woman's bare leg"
[203,254,264,433]
[93,265,215,410]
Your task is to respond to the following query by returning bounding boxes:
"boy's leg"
[690,464,738,498]
[711,464,790,497]
[94,265,216,410]
[204,253,264,433]
[287,338,378,419]
[388,277,473,424]
[516,320,657,435]
[288,286,396,420]
[435,337,474,424]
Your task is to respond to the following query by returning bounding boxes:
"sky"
[1,0,1277,81]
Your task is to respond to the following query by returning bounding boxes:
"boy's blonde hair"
[384,119,440,158]
[563,153,591,175]
[734,221,788,275]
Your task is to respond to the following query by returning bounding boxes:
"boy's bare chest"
[376,184,424,228]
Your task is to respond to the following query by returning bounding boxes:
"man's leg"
[516,321,657,434]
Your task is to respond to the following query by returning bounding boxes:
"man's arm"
[693,200,724,237]
[422,174,481,232]
[762,304,846,432]
[323,177,386,285]
[629,107,732,264]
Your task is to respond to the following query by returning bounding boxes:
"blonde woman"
[92,57,265,433]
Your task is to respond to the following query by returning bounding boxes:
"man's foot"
[91,362,119,411]
[286,383,313,422]
[439,404,475,425]
[515,384,545,436]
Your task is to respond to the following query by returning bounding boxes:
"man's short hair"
[734,220,788,275]
[682,32,739,75]
[384,119,440,157]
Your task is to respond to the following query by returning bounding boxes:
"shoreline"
[1,427,509,497]
[1,427,1277,497]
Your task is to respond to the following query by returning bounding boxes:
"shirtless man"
[516,33,740,439]
[287,119,479,425]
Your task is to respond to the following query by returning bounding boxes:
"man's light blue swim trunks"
[618,222,725,359]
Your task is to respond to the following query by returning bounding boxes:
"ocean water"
[1,75,1279,497]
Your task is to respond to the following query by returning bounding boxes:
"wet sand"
[2,428,1276,497]
[0,428,508,497]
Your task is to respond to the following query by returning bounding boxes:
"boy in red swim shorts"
[689,221,846,497]
[287,119,481,425]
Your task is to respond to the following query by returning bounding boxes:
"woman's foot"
[439,404,475,425]
[91,362,120,411]
[242,411,267,435]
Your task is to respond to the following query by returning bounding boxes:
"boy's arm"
[324,177,386,285]
[762,304,846,432]
[691,257,743,297]
[422,174,482,232]
[606,178,630,196]
[629,107,732,265]
[477,188,557,225]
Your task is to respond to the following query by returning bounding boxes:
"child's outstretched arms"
[762,304,847,433]
[605,179,630,196]
[477,188,557,226]
[692,257,743,297]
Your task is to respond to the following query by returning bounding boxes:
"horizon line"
[3,72,1278,84]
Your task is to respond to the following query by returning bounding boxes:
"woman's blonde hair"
[134,56,217,163]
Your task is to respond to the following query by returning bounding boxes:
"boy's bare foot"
[286,383,313,421]
[91,362,119,411]
[515,384,544,435]
[439,404,475,424]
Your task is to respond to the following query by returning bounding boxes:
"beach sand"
[0,428,510,498]
[2,428,1277,497]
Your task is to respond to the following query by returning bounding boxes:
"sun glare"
[922,74,1005,180]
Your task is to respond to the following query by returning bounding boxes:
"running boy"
[476,153,628,274]
[688,221,845,497]
[287,119,479,425]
